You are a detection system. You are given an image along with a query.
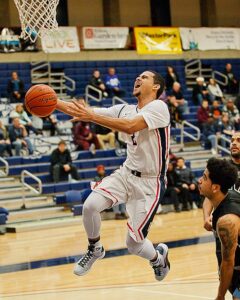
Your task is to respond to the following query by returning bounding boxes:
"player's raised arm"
[67,100,148,134]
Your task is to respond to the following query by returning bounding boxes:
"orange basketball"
[25,84,57,117]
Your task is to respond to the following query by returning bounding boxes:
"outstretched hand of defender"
[67,100,94,122]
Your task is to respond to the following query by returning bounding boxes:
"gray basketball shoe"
[150,243,170,281]
[74,245,105,276]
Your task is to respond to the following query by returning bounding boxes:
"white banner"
[180,27,240,50]
[41,27,80,53]
[82,27,129,49]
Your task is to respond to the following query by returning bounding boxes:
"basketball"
[25,84,57,117]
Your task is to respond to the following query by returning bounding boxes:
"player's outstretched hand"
[67,100,94,122]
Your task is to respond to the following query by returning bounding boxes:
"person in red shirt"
[72,121,100,151]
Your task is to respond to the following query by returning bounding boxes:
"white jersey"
[93,100,170,178]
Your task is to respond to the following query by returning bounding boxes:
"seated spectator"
[164,162,181,212]
[216,113,235,149]
[50,140,79,183]
[105,67,125,98]
[210,100,222,121]
[93,124,115,150]
[7,71,25,103]
[207,78,224,102]
[222,98,240,130]
[223,63,239,94]
[169,82,188,116]
[165,66,179,91]
[42,114,58,136]
[192,77,210,105]
[72,121,100,152]
[0,120,12,157]
[202,114,218,155]
[197,99,210,129]
[10,104,39,134]
[175,157,199,210]
[89,69,108,98]
[8,117,34,156]
[94,165,127,219]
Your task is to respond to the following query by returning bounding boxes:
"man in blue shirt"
[105,67,125,98]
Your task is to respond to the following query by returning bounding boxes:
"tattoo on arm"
[217,217,237,260]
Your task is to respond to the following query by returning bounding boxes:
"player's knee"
[126,235,143,255]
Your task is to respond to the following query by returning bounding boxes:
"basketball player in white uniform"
[56,70,171,280]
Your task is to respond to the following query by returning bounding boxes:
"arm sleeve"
[139,100,170,130]
[93,104,126,118]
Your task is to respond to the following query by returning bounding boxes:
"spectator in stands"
[89,70,108,98]
[8,117,34,156]
[192,77,210,105]
[207,78,224,103]
[197,99,210,129]
[93,124,115,150]
[210,100,222,121]
[223,63,239,94]
[169,149,178,167]
[175,157,199,210]
[202,113,219,155]
[165,66,179,91]
[105,67,125,98]
[50,140,79,183]
[222,98,240,130]
[7,71,25,103]
[164,162,181,212]
[10,104,39,134]
[0,120,12,157]
[169,82,188,115]
[94,164,127,220]
[72,121,100,152]
[216,113,235,149]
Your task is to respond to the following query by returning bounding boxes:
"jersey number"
[131,133,137,145]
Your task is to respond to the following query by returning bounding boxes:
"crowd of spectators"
[0,62,239,216]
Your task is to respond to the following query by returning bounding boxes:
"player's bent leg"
[126,233,170,281]
[74,192,113,276]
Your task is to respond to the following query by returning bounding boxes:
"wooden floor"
[0,210,233,300]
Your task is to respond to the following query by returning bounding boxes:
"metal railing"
[185,59,202,76]
[31,61,50,81]
[112,96,127,105]
[215,135,231,155]
[0,157,9,176]
[21,170,42,195]
[180,120,201,149]
[212,70,228,87]
[85,85,102,103]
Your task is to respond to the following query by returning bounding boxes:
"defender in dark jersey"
[203,132,240,231]
[199,158,239,300]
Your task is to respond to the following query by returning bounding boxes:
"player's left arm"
[215,214,239,300]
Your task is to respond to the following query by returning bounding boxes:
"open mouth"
[134,82,141,88]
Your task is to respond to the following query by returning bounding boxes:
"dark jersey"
[228,159,240,195]
[212,193,240,294]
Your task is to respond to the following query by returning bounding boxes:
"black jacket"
[50,148,72,166]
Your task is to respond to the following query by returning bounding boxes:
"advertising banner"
[134,27,182,55]
[180,27,240,50]
[41,27,80,53]
[82,27,129,49]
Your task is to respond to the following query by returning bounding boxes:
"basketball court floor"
[0,210,232,300]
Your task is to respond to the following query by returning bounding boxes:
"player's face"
[133,71,156,98]
[198,169,213,198]
[230,133,240,159]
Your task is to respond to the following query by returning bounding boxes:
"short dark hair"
[58,140,66,146]
[207,158,238,194]
[149,70,165,98]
